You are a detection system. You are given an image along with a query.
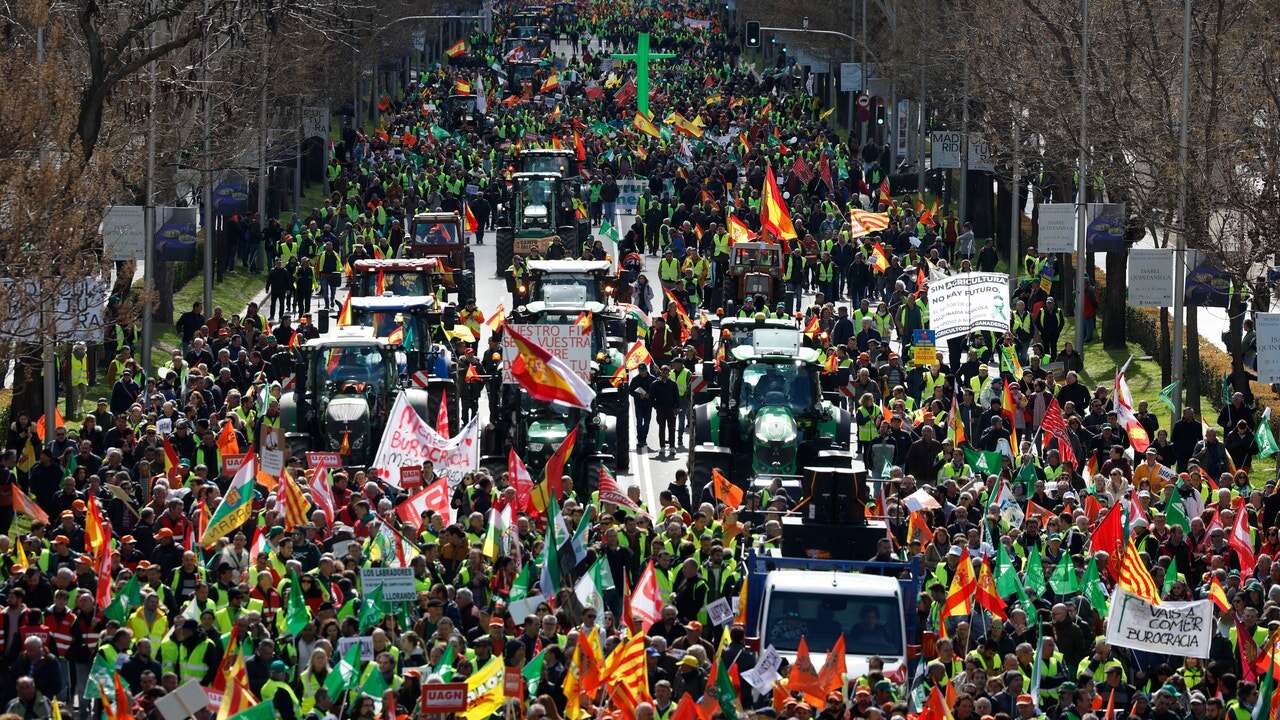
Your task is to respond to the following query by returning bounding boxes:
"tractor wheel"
[458,270,477,304]
[495,228,515,279]
[690,446,735,504]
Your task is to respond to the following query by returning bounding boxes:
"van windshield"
[764,591,903,657]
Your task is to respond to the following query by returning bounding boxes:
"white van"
[757,570,909,679]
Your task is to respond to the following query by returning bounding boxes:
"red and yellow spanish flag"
[464,204,479,233]
[336,294,352,327]
[726,214,756,245]
[486,304,506,332]
[574,310,593,335]
[1209,575,1230,612]
[85,493,109,559]
[870,242,890,273]
[505,323,596,410]
[1002,383,1020,451]
[445,39,467,58]
[760,165,797,241]
[540,72,560,94]
[531,426,577,513]
[633,112,662,140]
[878,178,892,206]
[161,436,182,482]
[454,79,472,94]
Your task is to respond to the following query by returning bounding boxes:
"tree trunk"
[10,352,44,420]
[995,176,1011,263]
[1225,286,1245,358]
[1102,248,1128,349]
[153,259,175,325]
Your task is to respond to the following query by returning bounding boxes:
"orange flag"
[711,468,743,510]
[816,634,847,697]
[787,636,824,701]
[216,420,240,457]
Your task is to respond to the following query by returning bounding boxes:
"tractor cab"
[282,337,399,464]
[524,260,616,306]
[726,241,784,304]
[519,148,578,178]
[690,329,854,499]
[347,295,455,379]
[407,212,476,300]
[503,58,544,92]
[350,258,442,299]
[496,172,585,283]
[443,94,490,132]
[696,317,800,404]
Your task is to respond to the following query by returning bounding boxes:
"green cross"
[611,33,676,117]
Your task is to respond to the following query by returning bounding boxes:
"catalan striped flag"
[603,632,651,717]
[1118,536,1162,604]
[278,469,311,531]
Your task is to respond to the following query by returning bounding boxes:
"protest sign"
[306,451,342,469]
[1256,314,1280,384]
[741,646,783,691]
[927,272,1010,341]
[421,683,469,713]
[1104,586,1212,658]
[705,597,734,626]
[371,392,478,487]
[501,323,592,383]
[360,567,418,602]
[337,636,376,662]
[911,329,937,367]
[1127,248,1174,307]
[1037,204,1075,253]
[259,425,285,478]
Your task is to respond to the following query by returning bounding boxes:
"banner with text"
[371,392,479,488]
[1127,248,1175,307]
[1104,587,1212,658]
[1036,204,1076,254]
[1257,313,1280,384]
[501,322,593,383]
[616,179,648,213]
[927,272,1010,342]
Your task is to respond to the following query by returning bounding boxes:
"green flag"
[996,543,1020,598]
[358,585,386,634]
[963,446,1004,476]
[1162,556,1178,597]
[1016,463,1038,495]
[360,662,389,698]
[1253,661,1276,720]
[509,562,535,603]
[712,656,740,720]
[435,642,457,681]
[227,703,275,720]
[82,650,115,701]
[1024,545,1046,597]
[285,571,311,635]
[1049,553,1080,595]
[1256,409,1279,459]
[430,125,452,140]
[323,641,363,701]
[1082,556,1109,615]
[600,221,619,242]
[1014,576,1037,619]
[539,498,563,595]
[1164,493,1192,533]
[103,576,143,624]
[522,646,549,696]
[1158,381,1180,413]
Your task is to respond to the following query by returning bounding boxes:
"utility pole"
[859,0,868,148]
[958,57,969,224]
[1009,116,1020,296]
[202,0,214,313]
[37,26,56,432]
[141,20,157,373]
[1073,0,1090,354]
[295,95,303,219]
[258,39,269,238]
[1171,0,1191,421]
[917,65,925,195]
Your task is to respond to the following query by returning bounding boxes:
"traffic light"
[875,98,886,125]
[745,21,761,47]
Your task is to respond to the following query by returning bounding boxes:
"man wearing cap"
[38,533,80,576]
[262,659,301,720]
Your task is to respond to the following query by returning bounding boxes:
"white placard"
[741,646,783,691]
[370,392,479,488]
[930,132,992,172]
[1257,313,1280,384]
[501,323,592,384]
[895,100,910,158]
[1104,586,1212,658]
[155,680,209,720]
[902,488,941,513]
[259,425,285,478]
[337,635,376,662]
[360,567,418,602]
[302,106,331,140]
[1037,204,1077,254]
[704,597,734,626]
[0,278,110,343]
[927,272,1011,342]
[1127,248,1175,307]
[615,179,648,212]
[508,593,547,624]
[101,205,147,262]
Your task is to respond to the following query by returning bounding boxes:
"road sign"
[857,93,870,109]
[1037,203,1076,253]
[101,205,146,262]
[839,63,873,92]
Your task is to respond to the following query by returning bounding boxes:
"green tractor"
[278,334,439,466]
[518,147,578,178]
[480,301,630,498]
[689,327,854,499]
[495,172,586,280]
